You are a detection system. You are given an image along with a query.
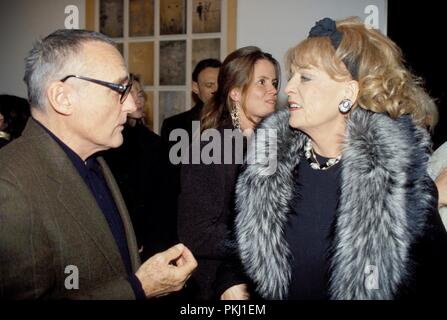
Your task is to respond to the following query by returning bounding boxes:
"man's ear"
[229,88,241,103]
[344,80,359,104]
[192,81,199,95]
[46,81,74,116]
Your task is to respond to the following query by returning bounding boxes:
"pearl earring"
[338,99,353,113]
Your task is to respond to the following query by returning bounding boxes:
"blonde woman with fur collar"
[226,17,447,300]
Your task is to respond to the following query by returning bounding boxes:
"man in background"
[161,58,221,143]
[159,59,221,271]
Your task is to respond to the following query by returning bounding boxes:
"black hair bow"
[308,17,342,49]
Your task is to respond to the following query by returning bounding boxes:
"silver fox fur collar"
[235,107,434,300]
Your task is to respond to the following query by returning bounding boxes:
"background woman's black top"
[177,124,245,299]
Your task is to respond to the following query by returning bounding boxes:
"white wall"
[237,0,387,104]
[0,0,85,99]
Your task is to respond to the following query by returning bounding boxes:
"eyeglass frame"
[60,74,133,104]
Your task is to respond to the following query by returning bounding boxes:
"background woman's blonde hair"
[285,17,437,128]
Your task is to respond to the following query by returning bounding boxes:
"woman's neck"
[310,136,343,158]
[305,121,346,158]
[238,110,258,134]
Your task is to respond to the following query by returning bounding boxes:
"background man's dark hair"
[192,58,222,82]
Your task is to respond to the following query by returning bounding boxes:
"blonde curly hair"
[286,17,436,128]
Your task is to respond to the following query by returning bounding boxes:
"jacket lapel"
[56,169,126,275]
[98,157,141,271]
[26,120,128,275]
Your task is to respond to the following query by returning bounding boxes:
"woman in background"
[177,46,280,299]
[105,75,174,261]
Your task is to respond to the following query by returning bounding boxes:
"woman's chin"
[289,117,300,129]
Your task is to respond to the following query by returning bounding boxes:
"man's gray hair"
[23,29,116,108]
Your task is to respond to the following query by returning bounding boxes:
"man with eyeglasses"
[0,29,197,299]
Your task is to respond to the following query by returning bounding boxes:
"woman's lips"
[289,102,303,111]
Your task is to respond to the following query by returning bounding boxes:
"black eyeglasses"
[60,74,133,104]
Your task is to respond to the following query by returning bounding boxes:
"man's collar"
[31,118,94,169]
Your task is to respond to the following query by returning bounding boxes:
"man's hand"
[220,283,250,300]
[435,168,447,208]
[135,243,197,298]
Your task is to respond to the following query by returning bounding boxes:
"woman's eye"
[301,75,311,82]
[258,79,266,85]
